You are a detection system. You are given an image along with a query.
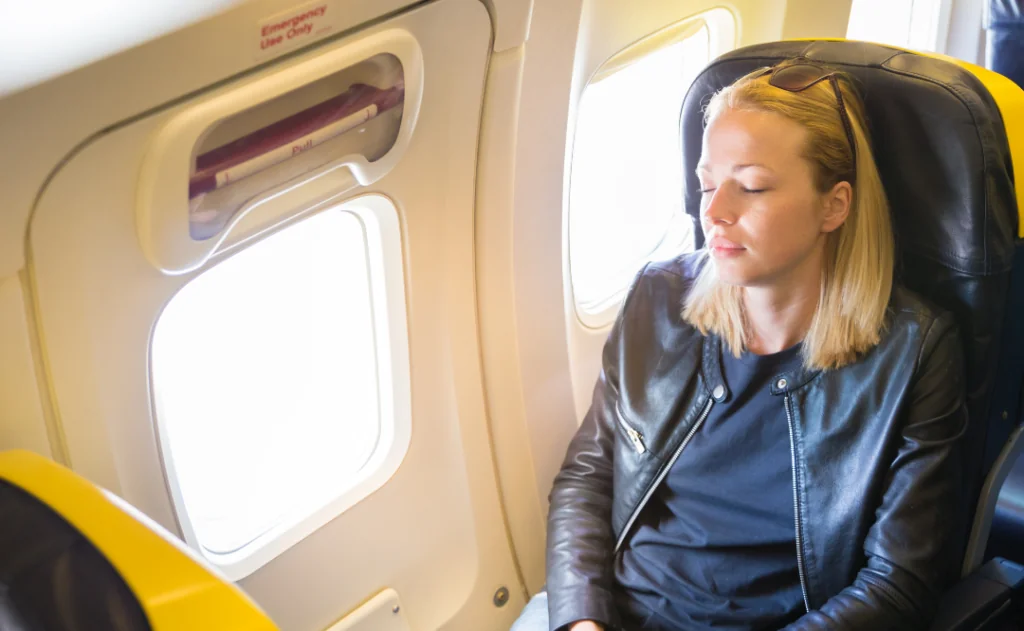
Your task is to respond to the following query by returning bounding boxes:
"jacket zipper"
[614,396,715,553]
[784,394,812,613]
[615,406,647,454]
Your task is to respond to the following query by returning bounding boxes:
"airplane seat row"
[680,39,1024,630]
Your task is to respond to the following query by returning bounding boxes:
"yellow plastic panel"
[0,450,278,631]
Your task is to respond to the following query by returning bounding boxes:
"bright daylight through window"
[846,0,948,51]
[569,25,709,321]
[152,209,385,568]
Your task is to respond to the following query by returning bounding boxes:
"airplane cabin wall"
[0,0,532,473]
[0,0,436,466]
[0,0,990,628]
[1,1,530,629]
[0,274,50,458]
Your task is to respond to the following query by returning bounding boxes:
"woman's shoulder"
[634,249,708,288]
[889,285,956,327]
[885,284,960,356]
[643,249,709,284]
[623,250,708,310]
[617,250,708,331]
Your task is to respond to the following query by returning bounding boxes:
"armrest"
[930,558,1024,631]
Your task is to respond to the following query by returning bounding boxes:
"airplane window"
[151,209,382,565]
[568,26,708,324]
[847,0,948,52]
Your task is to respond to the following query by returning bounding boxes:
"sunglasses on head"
[753,62,858,184]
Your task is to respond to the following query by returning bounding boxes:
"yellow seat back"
[0,450,279,630]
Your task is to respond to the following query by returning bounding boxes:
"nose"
[701,186,736,227]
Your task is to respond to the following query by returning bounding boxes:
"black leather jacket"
[546,252,968,631]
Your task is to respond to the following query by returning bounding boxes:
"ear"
[821,180,852,233]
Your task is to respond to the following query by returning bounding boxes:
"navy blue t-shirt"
[614,343,806,631]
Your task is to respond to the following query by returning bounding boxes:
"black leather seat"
[987,1,1024,90]
[679,40,1024,629]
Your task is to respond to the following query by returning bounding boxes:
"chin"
[710,257,759,287]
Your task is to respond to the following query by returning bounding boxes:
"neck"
[742,264,822,356]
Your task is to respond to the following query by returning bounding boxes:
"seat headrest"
[681,40,1018,276]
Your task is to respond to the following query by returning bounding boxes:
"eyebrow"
[696,163,773,175]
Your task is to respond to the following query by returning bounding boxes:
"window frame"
[150,193,412,581]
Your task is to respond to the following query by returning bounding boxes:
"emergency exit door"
[27,1,523,629]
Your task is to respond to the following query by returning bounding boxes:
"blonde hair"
[682,62,894,370]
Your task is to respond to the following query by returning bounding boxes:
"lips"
[709,236,744,251]
[707,235,745,259]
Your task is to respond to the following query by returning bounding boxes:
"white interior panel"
[479,0,536,52]
[0,0,425,280]
[28,1,523,629]
[0,274,51,459]
[0,0,244,97]
[326,588,409,631]
[476,42,548,595]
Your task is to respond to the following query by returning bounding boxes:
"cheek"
[742,197,822,258]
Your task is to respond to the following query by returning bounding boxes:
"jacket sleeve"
[783,312,969,631]
[545,266,649,631]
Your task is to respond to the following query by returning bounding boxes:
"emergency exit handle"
[189,82,404,199]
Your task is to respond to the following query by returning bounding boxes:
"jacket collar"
[701,334,728,401]
[702,335,822,398]
[768,346,821,395]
